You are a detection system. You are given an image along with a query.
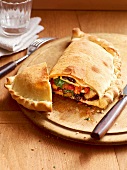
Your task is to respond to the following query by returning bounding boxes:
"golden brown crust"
[5,62,52,112]
[50,28,122,109]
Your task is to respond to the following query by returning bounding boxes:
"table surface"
[1,9,127,170]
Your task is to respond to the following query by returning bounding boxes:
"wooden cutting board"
[18,33,127,145]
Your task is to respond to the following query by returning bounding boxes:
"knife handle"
[91,96,127,140]
[0,61,17,78]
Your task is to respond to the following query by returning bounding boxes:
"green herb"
[84,117,90,121]
[63,89,74,97]
[63,89,74,94]
[54,77,65,88]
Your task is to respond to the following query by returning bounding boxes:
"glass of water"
[0,0,32,36]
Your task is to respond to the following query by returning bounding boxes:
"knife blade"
[91,84,127,140]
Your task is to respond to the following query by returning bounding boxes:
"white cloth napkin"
[0,17,44,57]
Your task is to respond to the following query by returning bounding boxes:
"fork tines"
[32,37,55,47]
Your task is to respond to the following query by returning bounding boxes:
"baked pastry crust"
[50,28,122,109]
[5,62,52,112]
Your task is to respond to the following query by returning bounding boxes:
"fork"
[0,37,56,78]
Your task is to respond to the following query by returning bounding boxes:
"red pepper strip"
[84,87,90,93]
[74,86,81,94]
[62,83,75,91]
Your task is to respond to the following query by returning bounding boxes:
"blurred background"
[32,0,127,10]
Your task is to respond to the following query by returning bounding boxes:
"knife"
[91,84,127,140]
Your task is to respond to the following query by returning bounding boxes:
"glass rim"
[1,0,32,5]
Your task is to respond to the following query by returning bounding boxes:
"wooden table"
[1,9,127,170]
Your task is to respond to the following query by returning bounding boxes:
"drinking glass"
[0,0,32,36]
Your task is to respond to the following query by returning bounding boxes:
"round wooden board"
[18,34,127,145]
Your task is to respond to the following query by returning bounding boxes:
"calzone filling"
[50,76,98,102]
[49,28,122,109]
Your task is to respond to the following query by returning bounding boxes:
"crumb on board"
[75,132,79,135]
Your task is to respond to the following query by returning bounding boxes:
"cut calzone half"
[49,28,122,109]
[5,62,52,112]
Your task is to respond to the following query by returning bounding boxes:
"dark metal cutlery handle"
[91,96,127,140]
[0,54,28,78]
[0,61,17,78]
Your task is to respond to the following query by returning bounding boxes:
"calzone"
[49,28,122,109]
[5,62,52,111]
